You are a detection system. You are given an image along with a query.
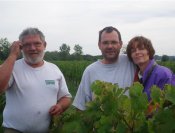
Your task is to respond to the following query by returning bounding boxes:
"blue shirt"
[142,59,175,100]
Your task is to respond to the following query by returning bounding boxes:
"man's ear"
[44,42,47,48]
[119,41,123,48]
[120,41,123,46]
[98,42,101,50]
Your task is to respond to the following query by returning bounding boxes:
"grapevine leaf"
[116,122,127,133]
[61,120,87,133]
[164,85,175,104]
[150,85,162,103]
[129,82,148,112]
[129,82,144,97]
[91,80,104,96]
[153,109,175,133]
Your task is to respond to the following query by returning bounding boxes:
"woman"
[126,36,175,100]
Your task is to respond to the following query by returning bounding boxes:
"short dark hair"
[126,36,155,61]
[98,26,122,43]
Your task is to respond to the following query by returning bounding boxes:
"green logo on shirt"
[45,80,55,85]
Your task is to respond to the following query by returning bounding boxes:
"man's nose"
[108,43,113,47]
[29,44,37,49]
[107,42,114,47]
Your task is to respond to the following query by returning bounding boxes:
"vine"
[50,81,175,133]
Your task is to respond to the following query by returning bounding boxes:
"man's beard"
[22,51,45,65]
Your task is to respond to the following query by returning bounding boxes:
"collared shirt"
[138,71,143,83]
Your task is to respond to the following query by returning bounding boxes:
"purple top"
[142,59,175,100]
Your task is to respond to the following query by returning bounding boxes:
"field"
[0,60,175,132]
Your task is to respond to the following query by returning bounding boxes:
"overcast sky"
[0,0,175,56]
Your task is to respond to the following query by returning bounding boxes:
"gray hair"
[19,27,45,42]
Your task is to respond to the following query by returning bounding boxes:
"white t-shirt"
[73,54,135,110]
[3,59,71,133]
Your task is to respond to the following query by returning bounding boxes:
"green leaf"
[164,85,175,104]
[153,109,175,133]
[129,82,144,97]
[150,85,162,103]
[61,120,87,133]
[116,122,127,133]
[91,80,104,96]
[129,82,148,112]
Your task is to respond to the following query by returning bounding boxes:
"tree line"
[0,38,101,61]
[0,37,174,61]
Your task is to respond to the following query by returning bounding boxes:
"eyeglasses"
[22,42,43,48]
[102,41,120,46]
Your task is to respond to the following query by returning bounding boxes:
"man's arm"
[0,41,21,93]
[49,96,72,116]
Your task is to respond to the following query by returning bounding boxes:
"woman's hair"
[126,36,155,61]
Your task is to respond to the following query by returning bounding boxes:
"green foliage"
[51,81,175,133]
[72,44,83,60]
[45,44,99,61]
[161,55,169,62]
[0,94,5,133]
[157,61,175,73]
[164,85,175,104]
[0,38,11,60]
[44,51,60,61]
[44,51,100,61]
[73,44,83,55]
[59,43,70,60]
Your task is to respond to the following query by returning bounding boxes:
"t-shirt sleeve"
[8,75,14,88]
[57,72,72,100]
[72,69,92,110]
